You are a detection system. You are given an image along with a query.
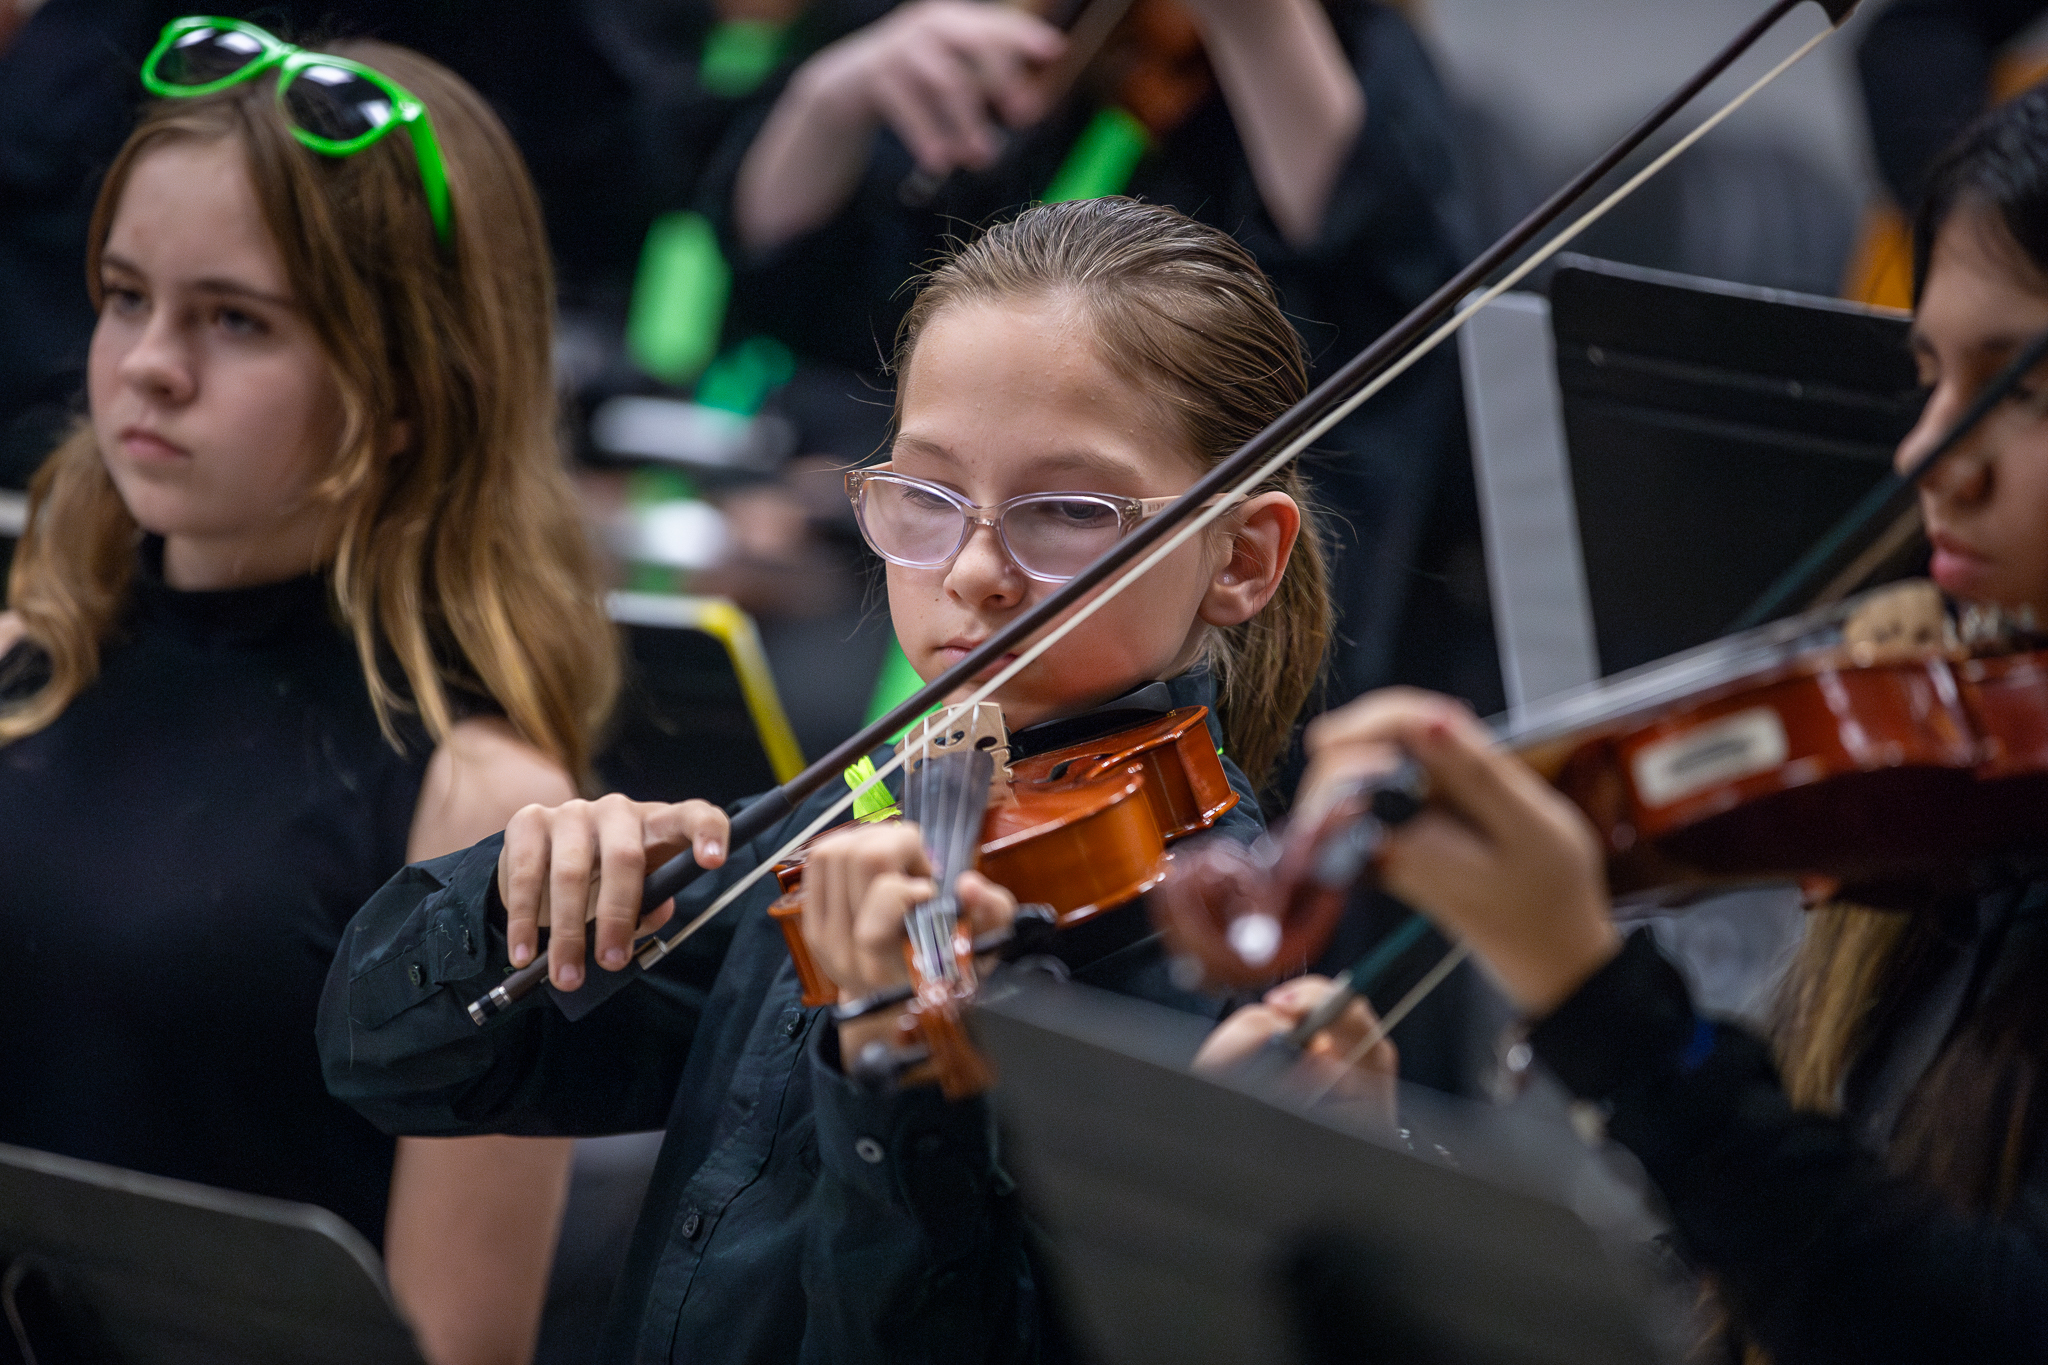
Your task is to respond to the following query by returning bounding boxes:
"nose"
[941,518,1027,609]
[114,307,196,407]
[1897,383,1993,509]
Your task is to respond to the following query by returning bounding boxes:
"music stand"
[0,1143,425,1365]
[974,976,1671,1365]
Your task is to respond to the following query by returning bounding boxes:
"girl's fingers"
[954,870,1017,938]
[590,797,650,971]
[499,803,551,969]
[644,799,729,869]
[1193,1003,1286,1073]
[545,809,596,989]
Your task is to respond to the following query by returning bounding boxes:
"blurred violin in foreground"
[1158,580,2048,992]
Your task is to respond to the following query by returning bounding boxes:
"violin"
[1156,581,2048,993]
[766,701,1240,1097]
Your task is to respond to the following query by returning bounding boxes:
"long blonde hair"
[892,198,1331,787]
[3,39,617,780]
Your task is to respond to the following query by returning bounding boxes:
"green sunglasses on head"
[141,15,453,249]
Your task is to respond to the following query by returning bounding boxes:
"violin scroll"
[1153,761,1427,990]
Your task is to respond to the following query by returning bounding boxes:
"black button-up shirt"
[320,671,1262,1363]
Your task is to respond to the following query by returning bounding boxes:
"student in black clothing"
[0,26,621,1364]
[1290,84,2048,1365]
[320,197,1343,1363]
[703,0,1477,702]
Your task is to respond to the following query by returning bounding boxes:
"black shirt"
[320,670,1261,1364]
[1530,872,2048,1364]
[0,548,428,1243]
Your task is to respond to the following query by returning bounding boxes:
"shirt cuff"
[807,1024,1004,1215]
[344,834,509,1030]
[1527,927,1698,1102]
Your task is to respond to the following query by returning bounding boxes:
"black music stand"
[974,976,1672,1365]
[0,1143,425,1365]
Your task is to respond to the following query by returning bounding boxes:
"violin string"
[1305,944,1471,1107]
[633,18,1841,976]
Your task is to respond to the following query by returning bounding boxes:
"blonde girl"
[0,21,616,1365]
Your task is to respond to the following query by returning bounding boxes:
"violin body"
[1535,639,2048,905]
[769,705,1238,1019]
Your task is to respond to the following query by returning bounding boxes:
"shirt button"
[408,964,423,986]
[782,1012,804,1039]
[680,1209,702,1239]
[854,1137,885,1165]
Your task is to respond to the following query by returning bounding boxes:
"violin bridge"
[898,702,1013,785]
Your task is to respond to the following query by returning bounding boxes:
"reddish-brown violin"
[768,702,1238,1097]
[1156,582,2048,993]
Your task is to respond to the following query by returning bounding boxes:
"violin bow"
[1732,323,2048,630]
[472,0,1859,1027]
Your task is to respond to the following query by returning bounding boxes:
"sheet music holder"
[1548,256,1923,675]
[0,1142,425,1365]
[973,975,1673,1365]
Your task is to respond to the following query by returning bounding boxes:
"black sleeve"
[1857,0,2048,209]
[1530,929,2048,1365]
[317,831,737,1138]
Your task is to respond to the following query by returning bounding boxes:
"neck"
[161,528,331,591]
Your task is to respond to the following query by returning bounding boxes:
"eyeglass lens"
[859,478,1127,580]
[284,65,396,141]
[157,27,266,85]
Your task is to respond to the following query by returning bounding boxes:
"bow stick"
[471,0,1858,1026]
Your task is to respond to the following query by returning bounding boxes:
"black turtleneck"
[0,544,428,1243]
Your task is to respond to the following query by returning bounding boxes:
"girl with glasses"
[0,26,614,1365]
[321,197,1368,1362]
[1294,84,2048,1363]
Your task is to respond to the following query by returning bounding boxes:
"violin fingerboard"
[902,747,994,984]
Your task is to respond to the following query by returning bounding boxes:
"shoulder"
[407,717,578,862]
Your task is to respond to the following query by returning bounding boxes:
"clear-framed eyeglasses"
[845,465,1233,584]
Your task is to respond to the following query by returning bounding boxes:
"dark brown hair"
[891,197,1330,786]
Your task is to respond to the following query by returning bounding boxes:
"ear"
[1198,491,1300,628]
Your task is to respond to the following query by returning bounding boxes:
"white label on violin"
[1631,707,1788,809]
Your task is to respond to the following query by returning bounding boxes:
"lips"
[937,639,1020,678]
[1927,529,1994,598]
[118,426,190,461]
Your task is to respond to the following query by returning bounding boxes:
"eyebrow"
[1909,324,2040,355]
[890,434,1148,482]
[99,252,296,310]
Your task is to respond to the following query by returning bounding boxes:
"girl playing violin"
[322,195,1332,1363]
[1297,83,2048,1364]
[0,21,616,1363]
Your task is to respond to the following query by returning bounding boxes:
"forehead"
[896,294,1197,485]
[103,135,288,293]
[1916,208,2048,346]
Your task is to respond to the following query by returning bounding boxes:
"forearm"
[385,1135,574,1365]
[733,57,879,255]
[1187,0,1364,247]
[1532,931,2048,1364]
